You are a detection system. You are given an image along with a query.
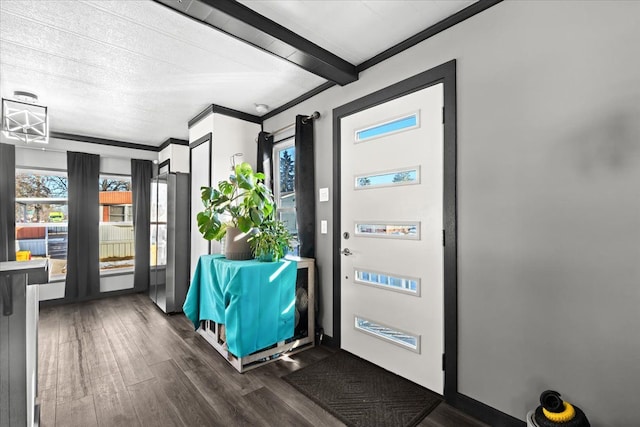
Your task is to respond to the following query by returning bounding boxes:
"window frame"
[354,110,421,143]
[15,167,69,282]
[273,137,298,251]
[98,173,134,276]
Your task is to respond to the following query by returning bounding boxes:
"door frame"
[332,60,457,398]
[189,132,213,278]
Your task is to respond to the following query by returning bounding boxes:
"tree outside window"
[279,148,295,193]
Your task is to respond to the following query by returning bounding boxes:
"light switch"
[319,187,329,202]
[321,220,328,234]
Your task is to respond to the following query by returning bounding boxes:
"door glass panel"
[355,112,419,142]
[155,176,168,267]
[355,167,420,189]
[354,222,420,239]
[354,268,420,295]
[150,174,168,308]
[354,316,420,352]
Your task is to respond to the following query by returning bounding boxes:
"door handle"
[341,248,353,256]
[1,275,12,316]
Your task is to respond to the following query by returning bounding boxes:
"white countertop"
[0,259,49,284]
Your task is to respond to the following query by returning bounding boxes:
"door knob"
[341,248,353,256]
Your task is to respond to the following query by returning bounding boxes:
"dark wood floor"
[38,293,486,427]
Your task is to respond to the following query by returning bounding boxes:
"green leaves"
[249,206,263,225]
[251,191,262,207]
[236,162,254,178]
[219,180,234,196]
[197,211,223,241]
[201,186,212,201]
[237,216,253,233]
[198,162,275,242]
[235,162,255,191]
[248,219,293,262]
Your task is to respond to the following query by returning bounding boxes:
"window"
[355,167,420,189]
[15,170,136,280]
[15,169,68,281]
[107,205,132,222]
[354,111,420,142]
[354,268,420,295]
[354,316,420,353]
[354,222,420,239]
[273,138,298,254]
[99,175,134,274]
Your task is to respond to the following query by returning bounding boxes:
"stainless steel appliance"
[149,172,189,313]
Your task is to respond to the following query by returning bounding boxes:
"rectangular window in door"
[354,222,420,239]
[354,315,421,353]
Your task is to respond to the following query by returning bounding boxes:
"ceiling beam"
[153,0,358,86]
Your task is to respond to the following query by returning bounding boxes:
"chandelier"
[1,91,48,144]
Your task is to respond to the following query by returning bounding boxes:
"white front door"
[340,83,444,393]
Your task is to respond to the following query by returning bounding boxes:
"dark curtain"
[295,115,316,258]
[131,159,153,292]
[256,131,274,191]
[0,143,16,262]
[66,151,100,301]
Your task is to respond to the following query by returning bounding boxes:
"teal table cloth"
[184,254,297,358]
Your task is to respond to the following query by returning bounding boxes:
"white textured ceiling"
[240,0,475,65]
[0,0,476,147]
[0,0,325,145]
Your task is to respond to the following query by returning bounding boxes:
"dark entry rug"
[282,350,442,427]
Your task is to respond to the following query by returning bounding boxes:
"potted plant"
[197,162,274,260]
[249,218,293,262]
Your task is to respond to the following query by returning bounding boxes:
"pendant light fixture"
[1,91,49,144]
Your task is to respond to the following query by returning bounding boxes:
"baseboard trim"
[320,334,338,348]
[449,392,525,427]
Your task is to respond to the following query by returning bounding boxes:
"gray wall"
[263,1,640,425]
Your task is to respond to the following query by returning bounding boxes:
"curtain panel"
[0,143,16,262]
[66,151,100,300]
[295,115,316,259]
[131,159,153,292]
[256,131,274,192]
